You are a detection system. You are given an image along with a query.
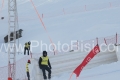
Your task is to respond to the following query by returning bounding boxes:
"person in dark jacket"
[39,51,52,80]
[24,41,31,55]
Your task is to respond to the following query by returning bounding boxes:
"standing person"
[39,51,52,80]
[24,41,31,55]
[26,60,31,80]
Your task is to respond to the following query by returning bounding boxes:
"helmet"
[43,51,47,57]
[28,60,31,63]
[28,41,31,45]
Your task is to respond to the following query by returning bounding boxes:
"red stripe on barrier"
[72,44,100,78]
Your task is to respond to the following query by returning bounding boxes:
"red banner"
[73,44,100,77]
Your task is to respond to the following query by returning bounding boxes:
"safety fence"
[18,1,120,20]
[1,1,120,22]
[54,33,119,53]
[15,1,120,21]
[0,0,120,80]
[0,33,120,80]
[40,1,120,19]
[0,56,30,80]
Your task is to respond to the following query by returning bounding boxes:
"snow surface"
[29,49,119,80]
[51,61,120,80]
[0,0,120,80]
[0,0,120,53]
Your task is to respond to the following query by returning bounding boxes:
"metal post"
[116,33,118,45]
[8,0,18,80]
[77,40,79,50]
[96,37,98,44]
[104,38,107,45]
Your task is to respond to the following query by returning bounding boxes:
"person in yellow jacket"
[39,51,52,80]
[24,41,31,55]
[26,60,31,80]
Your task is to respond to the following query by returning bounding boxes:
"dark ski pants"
[26,72,30,80]
[24,47,29,55]
[41,66,51,79]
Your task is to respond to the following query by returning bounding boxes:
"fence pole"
[116,33,118,45]
[85,5,87,11]
[77,40,79,50]
[53,49,55,55]
[109,2,112,7]
[30,51,32,58]
[104,38,107,45]
[42,14,43,18]
[96,37,98,44]
[63,8,65,14]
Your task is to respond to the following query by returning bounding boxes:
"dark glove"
[40,67,42,69]
[49,67,52,69]
[39,65,42,69]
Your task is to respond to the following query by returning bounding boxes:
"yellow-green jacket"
[25,43,30,48]
[39,56,51,69]
[26,63,29,72]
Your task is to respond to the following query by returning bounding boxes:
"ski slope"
[51,61,120,80]
[28,46,120,80]
[0,0,120,52]
[0,0,120,60]
[0,0,120,80]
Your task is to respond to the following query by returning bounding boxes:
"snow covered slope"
[0,0,120,80]
[29,46,120,80]
[0,0,120,60]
